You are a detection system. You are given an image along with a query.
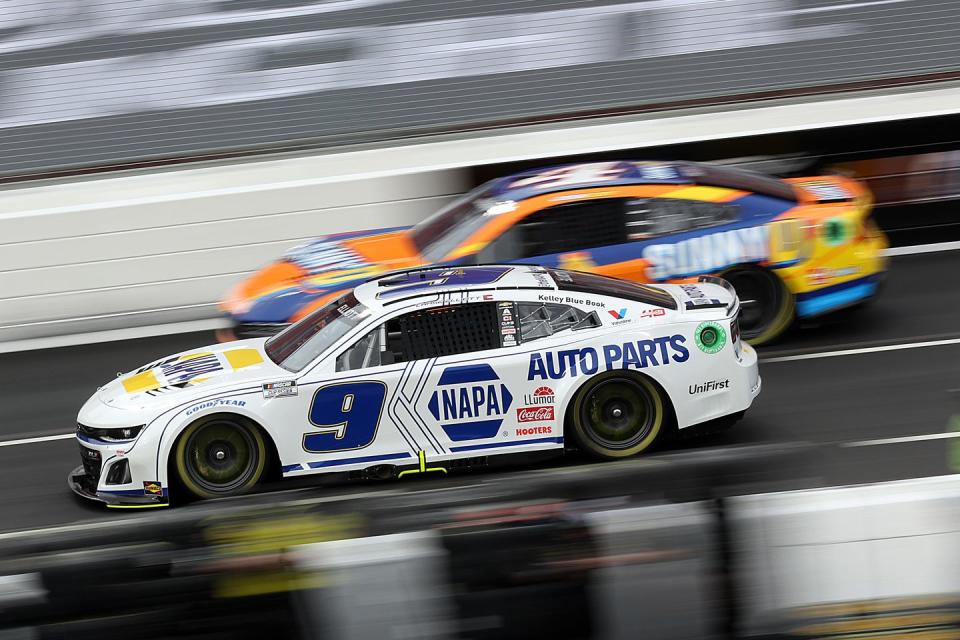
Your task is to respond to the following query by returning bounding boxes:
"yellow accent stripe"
[106,502,169,509]
[660,186,742,202]
[791,597,960,618]
[822,629,960,640]
[224,348,264,370]
[399,450,448,477]
[179,351,213,361]
[447,242,485,260]
[214,572,327,598]
[795,612,960,635]
[121,370,160,393]
[305,265,383,287]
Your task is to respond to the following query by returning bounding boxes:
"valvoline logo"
[428,364,513,442]
[608,308,627,320]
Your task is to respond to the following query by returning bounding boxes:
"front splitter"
[67,466,169,509]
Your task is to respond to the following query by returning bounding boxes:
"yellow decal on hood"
[121,348,263,395]
[179,351,214,361]
[224,348,264,370]
[122,370,161,394]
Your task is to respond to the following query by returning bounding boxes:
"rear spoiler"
[694,275,738,315]
[787,177,857,203]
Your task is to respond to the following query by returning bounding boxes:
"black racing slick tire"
[722,266,795,346]
[569,372,665,459]
[174,416,267,500]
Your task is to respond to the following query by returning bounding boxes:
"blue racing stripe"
[450,437,564,453]
[438,363,499,385]
[796,275,879,317]
[306,452,412,469]
[441,419,503,442]
[101,488,169,497]
[282,463,304,473]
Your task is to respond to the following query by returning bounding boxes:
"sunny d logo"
[428,364,513,441]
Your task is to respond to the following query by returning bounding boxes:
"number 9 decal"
[304,381,387,453]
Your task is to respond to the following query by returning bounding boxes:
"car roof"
[486,160,798,203]
[353,264,556,308]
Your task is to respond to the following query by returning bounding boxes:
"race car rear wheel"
[174,416,266,499]
[722,266,794,345]
[570,372,664,459]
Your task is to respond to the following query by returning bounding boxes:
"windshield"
[410,185,498,262]
[265,292,371,372]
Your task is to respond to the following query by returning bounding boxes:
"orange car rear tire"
[722,266,794,346]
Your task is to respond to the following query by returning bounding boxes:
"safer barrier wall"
[0,450,955,639]
[730,474,960,636]
[0,157,469,342]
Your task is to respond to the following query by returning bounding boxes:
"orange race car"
[221,161,887,344]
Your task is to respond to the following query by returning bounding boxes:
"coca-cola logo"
[517,406,555,422]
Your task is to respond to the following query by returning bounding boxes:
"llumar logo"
[523,386,555,405]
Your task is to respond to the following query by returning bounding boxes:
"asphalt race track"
[1,250,958,535]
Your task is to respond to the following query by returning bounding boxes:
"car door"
[260,312,415,476]
[410,299,602,459]
[337,298,562,462]
[381,300,529,460]
[474,195,750,284]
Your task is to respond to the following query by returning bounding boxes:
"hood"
[222,227,421,321]
[97,339,285,411]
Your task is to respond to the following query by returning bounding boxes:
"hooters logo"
[517,406,555,422]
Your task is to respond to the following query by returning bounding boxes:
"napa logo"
[428,364,513,442]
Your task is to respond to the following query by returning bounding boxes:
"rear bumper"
[795,273,882,318]
[793,221,887,318]
[68,466,169,509]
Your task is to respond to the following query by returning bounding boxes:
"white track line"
[0,317,231,355]
[0,433,74,447]
[843,431,960,447]
[763,337,960,363]
[883,240,960,257]
[781,0,912,15]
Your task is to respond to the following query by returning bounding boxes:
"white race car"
[70,265,760,507]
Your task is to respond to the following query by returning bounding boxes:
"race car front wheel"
[722,266,794,346]
[174,416,267,499]
[570,372,665,459]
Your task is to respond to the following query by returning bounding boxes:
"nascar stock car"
[70,265,759,507]
[221,160,887,346]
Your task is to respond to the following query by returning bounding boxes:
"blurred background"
[0,1,959,638]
